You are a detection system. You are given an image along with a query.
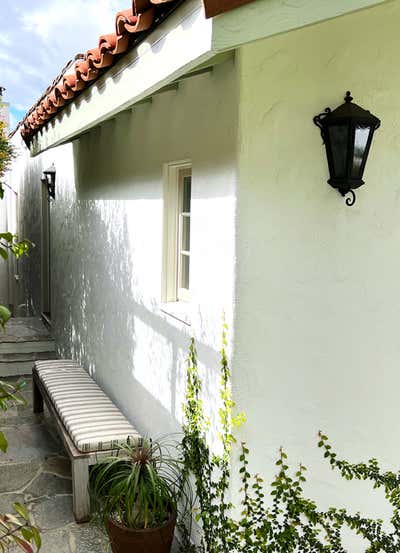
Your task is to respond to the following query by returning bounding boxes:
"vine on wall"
[180,328,400,552]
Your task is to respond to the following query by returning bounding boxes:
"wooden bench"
[32,360,141,523]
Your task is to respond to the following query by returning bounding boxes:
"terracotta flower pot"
[106,512,177,553]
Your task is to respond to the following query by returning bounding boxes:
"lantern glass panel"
[328,125,349,178]
[352,125,371,178]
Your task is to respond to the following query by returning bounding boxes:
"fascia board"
[211,0,389,51]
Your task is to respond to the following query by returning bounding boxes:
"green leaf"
[0,233,13,243]
[31,526,41,548]
[0,431,8,453]
[0,248,7,261]
[0,305,11,331]
[14,503,29,521]
[21,528,32,542]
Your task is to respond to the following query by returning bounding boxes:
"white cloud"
[0,35,11,47]
[0,0,129,115]
[21,0,122,43]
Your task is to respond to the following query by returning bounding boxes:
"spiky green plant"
[91,438,188,530]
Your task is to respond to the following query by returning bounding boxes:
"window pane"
[181,214,190,252]
[352,126,371,177]
[328,125,348,178]
[182,176,191,213]
[180,254,190,290]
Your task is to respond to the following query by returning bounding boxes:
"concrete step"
[0,351,57,376]
[0,351,56,363]
[0,361,51,377]
[0,341,55,355]
[0,317,56,377]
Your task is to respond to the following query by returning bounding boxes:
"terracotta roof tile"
[21,0,181,145]
[75,61,99,82]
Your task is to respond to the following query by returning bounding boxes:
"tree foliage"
[0,120,14,199]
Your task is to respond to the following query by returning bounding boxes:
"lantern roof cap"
[327,91,380,127]
[43,163,56,175]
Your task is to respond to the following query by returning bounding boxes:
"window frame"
[177,168,191,302]
[162,160,192,304]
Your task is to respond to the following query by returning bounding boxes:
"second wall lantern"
[41,164,56,200]
[313,91,381,206]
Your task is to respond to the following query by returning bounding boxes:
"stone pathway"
[0,376,110,552]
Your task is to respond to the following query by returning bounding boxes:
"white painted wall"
[233,1,400,550]
[17,59,238,441]
[8,136,42,314]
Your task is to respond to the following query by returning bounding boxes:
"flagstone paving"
[0,376,110,553]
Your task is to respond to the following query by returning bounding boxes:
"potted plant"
[90,438,186,553]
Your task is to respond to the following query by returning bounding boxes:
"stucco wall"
[17,59,238,440]
[10,137,43,315]
[233,1,400,549]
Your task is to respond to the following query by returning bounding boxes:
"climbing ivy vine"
[180,328,400,552]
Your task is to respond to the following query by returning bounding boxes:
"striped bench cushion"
[33,360,141,453]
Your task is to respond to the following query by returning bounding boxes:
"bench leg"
[33,376,44,414]
[72,457,90,523]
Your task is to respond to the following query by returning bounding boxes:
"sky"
[0,0,129,129]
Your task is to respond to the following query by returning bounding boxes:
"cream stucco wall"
[233,1,400,549]
[16,59,238,441]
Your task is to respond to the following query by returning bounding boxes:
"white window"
[162,161,192,304]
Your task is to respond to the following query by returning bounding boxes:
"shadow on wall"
[51,173,223,442]
[46,62,237,441]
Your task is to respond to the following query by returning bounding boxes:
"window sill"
[160,302,191,326]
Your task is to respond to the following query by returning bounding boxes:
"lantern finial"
[345,91,353,103]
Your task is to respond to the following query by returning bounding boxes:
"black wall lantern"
[313,91,380,206]
[41,164,56,200]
